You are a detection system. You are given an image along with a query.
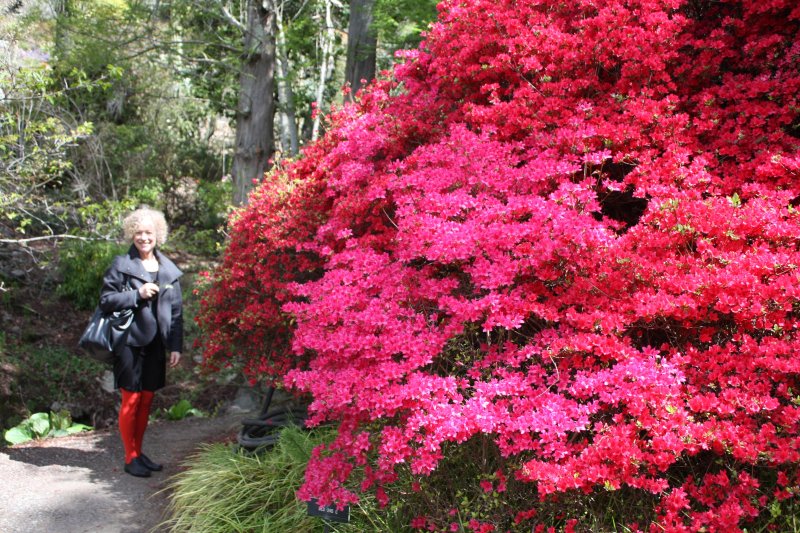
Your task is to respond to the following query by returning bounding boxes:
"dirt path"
[0,413,244,533]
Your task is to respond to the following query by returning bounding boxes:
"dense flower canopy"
[198,0,800,530]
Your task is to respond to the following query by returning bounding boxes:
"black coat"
[99,246,184,353]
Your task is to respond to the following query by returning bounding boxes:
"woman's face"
[133,218,158,257]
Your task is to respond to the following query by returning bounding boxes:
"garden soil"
[0,412,245,533]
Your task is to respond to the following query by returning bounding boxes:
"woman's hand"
[169,351,181,368]
[138,282,160,300]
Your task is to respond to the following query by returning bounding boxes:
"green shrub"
[57,239,128,310]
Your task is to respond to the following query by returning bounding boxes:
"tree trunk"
[53,0,73,61]
[344,0,376,101]
[311,0,336,142]
[232,0,277,206]
[276,11,299,157]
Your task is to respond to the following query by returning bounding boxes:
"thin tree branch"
[219,2,246,32]
[0,234,107,245]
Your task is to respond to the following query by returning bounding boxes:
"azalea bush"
[198,0,800,530]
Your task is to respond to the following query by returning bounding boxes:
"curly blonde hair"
[122,207,169,246]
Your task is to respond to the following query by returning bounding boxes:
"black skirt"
[114,334,166,392]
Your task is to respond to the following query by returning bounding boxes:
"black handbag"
[78,286,135,364]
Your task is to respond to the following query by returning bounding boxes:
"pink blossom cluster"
[198,0,800,529]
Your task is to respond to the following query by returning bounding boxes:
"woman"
[99,207,183,477]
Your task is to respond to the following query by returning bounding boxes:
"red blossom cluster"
[198,0,800,529]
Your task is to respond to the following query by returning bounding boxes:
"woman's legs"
[133,389,154,456]
[120,388,160,476]
[117,338,165,475]
[119,388,141,464]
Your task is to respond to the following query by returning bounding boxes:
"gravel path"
[0,413,244,533]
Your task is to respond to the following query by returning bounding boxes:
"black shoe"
[139,453,163,471]
[124,457,152,478]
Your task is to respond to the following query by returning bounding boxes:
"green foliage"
[196,178,233,229]
[160,0,243,117]
[75,197,139,239]
[0,43,95,237]
[3,410,92,445]
[57,239,128,310]
[129,177,165,209]
[163,178,230,255]
[763,496,800,533]
[373,0,438,69]
[50,0,143,117]
[161,399,205,421]
[47,0,225,204]
[169,227,225,257]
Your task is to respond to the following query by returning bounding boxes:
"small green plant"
[4,410,92,445]
[163,399,205,421]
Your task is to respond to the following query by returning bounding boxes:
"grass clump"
[163,425,384,533]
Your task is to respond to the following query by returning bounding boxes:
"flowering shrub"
[198,0,800,529]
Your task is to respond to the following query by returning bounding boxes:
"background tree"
[3,0,438,228]
[275,5,299,157]
[344,0,376,100]
[229,0,278,206]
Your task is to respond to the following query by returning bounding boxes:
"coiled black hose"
[236,386,309,452]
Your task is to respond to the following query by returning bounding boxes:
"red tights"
[119,388,155,464]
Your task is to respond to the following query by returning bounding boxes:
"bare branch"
[219,3,246,32]
[0,234,107,245]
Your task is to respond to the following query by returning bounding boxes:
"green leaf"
[4,426,34,445]
[770,499,782,518]
[50,410,73,431]
[65,424,93,434]
[29,412,51,437]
